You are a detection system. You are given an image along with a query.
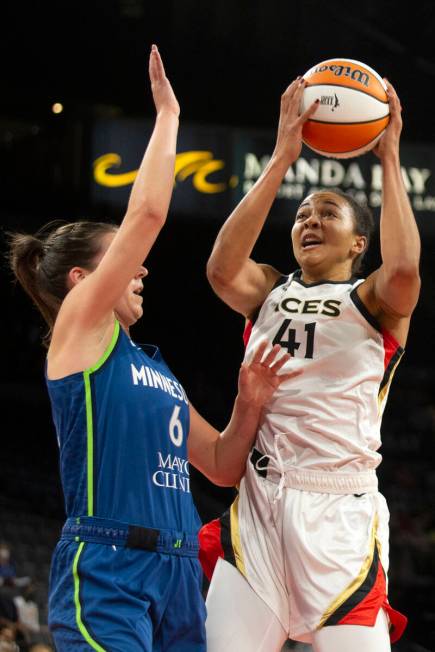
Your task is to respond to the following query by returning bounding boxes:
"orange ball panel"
[302,116,390,154]
[304,59,387,102]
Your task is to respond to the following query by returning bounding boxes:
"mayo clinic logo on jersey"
[131,363,188,404]
[152,452,190,493]
[275,297,342,317]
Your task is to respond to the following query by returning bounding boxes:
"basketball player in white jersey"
[199,77,420,651]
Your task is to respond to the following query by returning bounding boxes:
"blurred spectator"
[0,592,28,651]
[28,646,53,652]
[0,594,17,628]
[0,545,16,588]
[13,584,40,639]
[0,544,30,590]
[0,626,18,652]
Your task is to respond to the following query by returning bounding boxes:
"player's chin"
[125,306,143,326]
[132,306,144,323]
[298,245,324,262]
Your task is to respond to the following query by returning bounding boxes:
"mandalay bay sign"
[91,120,435,232]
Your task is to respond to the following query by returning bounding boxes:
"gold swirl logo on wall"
[93,151,238,194]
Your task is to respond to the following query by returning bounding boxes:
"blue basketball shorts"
[48,517,206,652]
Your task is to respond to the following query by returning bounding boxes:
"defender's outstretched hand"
[373,79,402,160]
[149,44,180,117]
[238,341,301,408]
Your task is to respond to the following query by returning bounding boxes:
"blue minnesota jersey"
[46,321,200,535]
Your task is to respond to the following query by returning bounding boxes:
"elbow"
[206,457,244,487]
[388,263,421,286]
[143,208,167,228]
[208,472,241,488]
[127,204,167,229]
[206,258,233,293]
[379,266,421,317]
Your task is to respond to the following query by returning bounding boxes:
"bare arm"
[187,342,300,486]
[207,78,319,318]
[65,45,180,327]
[358,81,421,344]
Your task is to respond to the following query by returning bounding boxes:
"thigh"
[153,557,206,652]
[49,540,153,652]
[312,608,391,652]
[206,558,287,652]
[284,491,388,638]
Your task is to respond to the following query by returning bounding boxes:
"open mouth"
[301,238,322,249]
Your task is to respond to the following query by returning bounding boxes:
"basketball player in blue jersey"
[8,47,300,652]
[201,77,421,651]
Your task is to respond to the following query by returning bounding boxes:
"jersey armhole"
[243,274,289,347]
[85,319,121,376]
[350,287,382,333]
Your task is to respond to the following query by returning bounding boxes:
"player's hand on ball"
[149,44,180,118]
[238,341,301,407]
[373,80,402,159]
[273,77,319,166]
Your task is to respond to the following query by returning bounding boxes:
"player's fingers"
[261,343,283,367]
[278,369,303,383]
[384,78,397,93]
[269,352,291,373]
[297,98,319,124]
[150,44,165,82]
[250,340,269,365]
[385,80,402,114]
[282,77,303,98]
[384,78,398,99]
[289,77,306,104]
[281,77,303,111]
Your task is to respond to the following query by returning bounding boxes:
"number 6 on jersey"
[169,405,184,447]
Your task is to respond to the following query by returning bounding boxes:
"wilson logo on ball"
[300,58,390,159]
[314,63,370,87]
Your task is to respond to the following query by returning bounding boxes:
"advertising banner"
[92,119,435,234]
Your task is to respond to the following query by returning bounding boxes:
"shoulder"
[47,314,119,379]
[355,272,411,347]
[258,263,284,287]
[246,266,290,321]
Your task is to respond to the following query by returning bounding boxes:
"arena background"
[1,1,434,650]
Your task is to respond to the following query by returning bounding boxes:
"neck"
[114,311,131,337]
[119,322,131,337]
[300,261,354,285]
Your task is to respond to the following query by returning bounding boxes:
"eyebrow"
[297,199,341,210]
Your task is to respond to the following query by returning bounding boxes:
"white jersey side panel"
[244,273,403,473]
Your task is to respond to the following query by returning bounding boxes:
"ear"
[68,266,90,288]
[352,235,367,255]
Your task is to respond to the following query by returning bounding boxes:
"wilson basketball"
[300,58,390,158]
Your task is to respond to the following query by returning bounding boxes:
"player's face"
[291,192,364,279]
[115,268,148,326]
[92,231,148,326]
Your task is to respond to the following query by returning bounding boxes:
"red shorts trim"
[198,518,223,581]
[325,545,407,642]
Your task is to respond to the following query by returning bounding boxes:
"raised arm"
[187,342,301,486]
[64,45,180,327]
[207,79,319,318]
[358,81,421,345]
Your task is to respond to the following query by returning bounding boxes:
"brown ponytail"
[8,220,117,345]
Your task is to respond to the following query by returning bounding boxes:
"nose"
[304,212,321,228]
[136,266,148,279]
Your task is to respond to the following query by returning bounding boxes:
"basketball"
[300,58,390,158]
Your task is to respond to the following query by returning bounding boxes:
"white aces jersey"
[244,270,404,474]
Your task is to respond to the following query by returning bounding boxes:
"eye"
[295,212,307,222]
